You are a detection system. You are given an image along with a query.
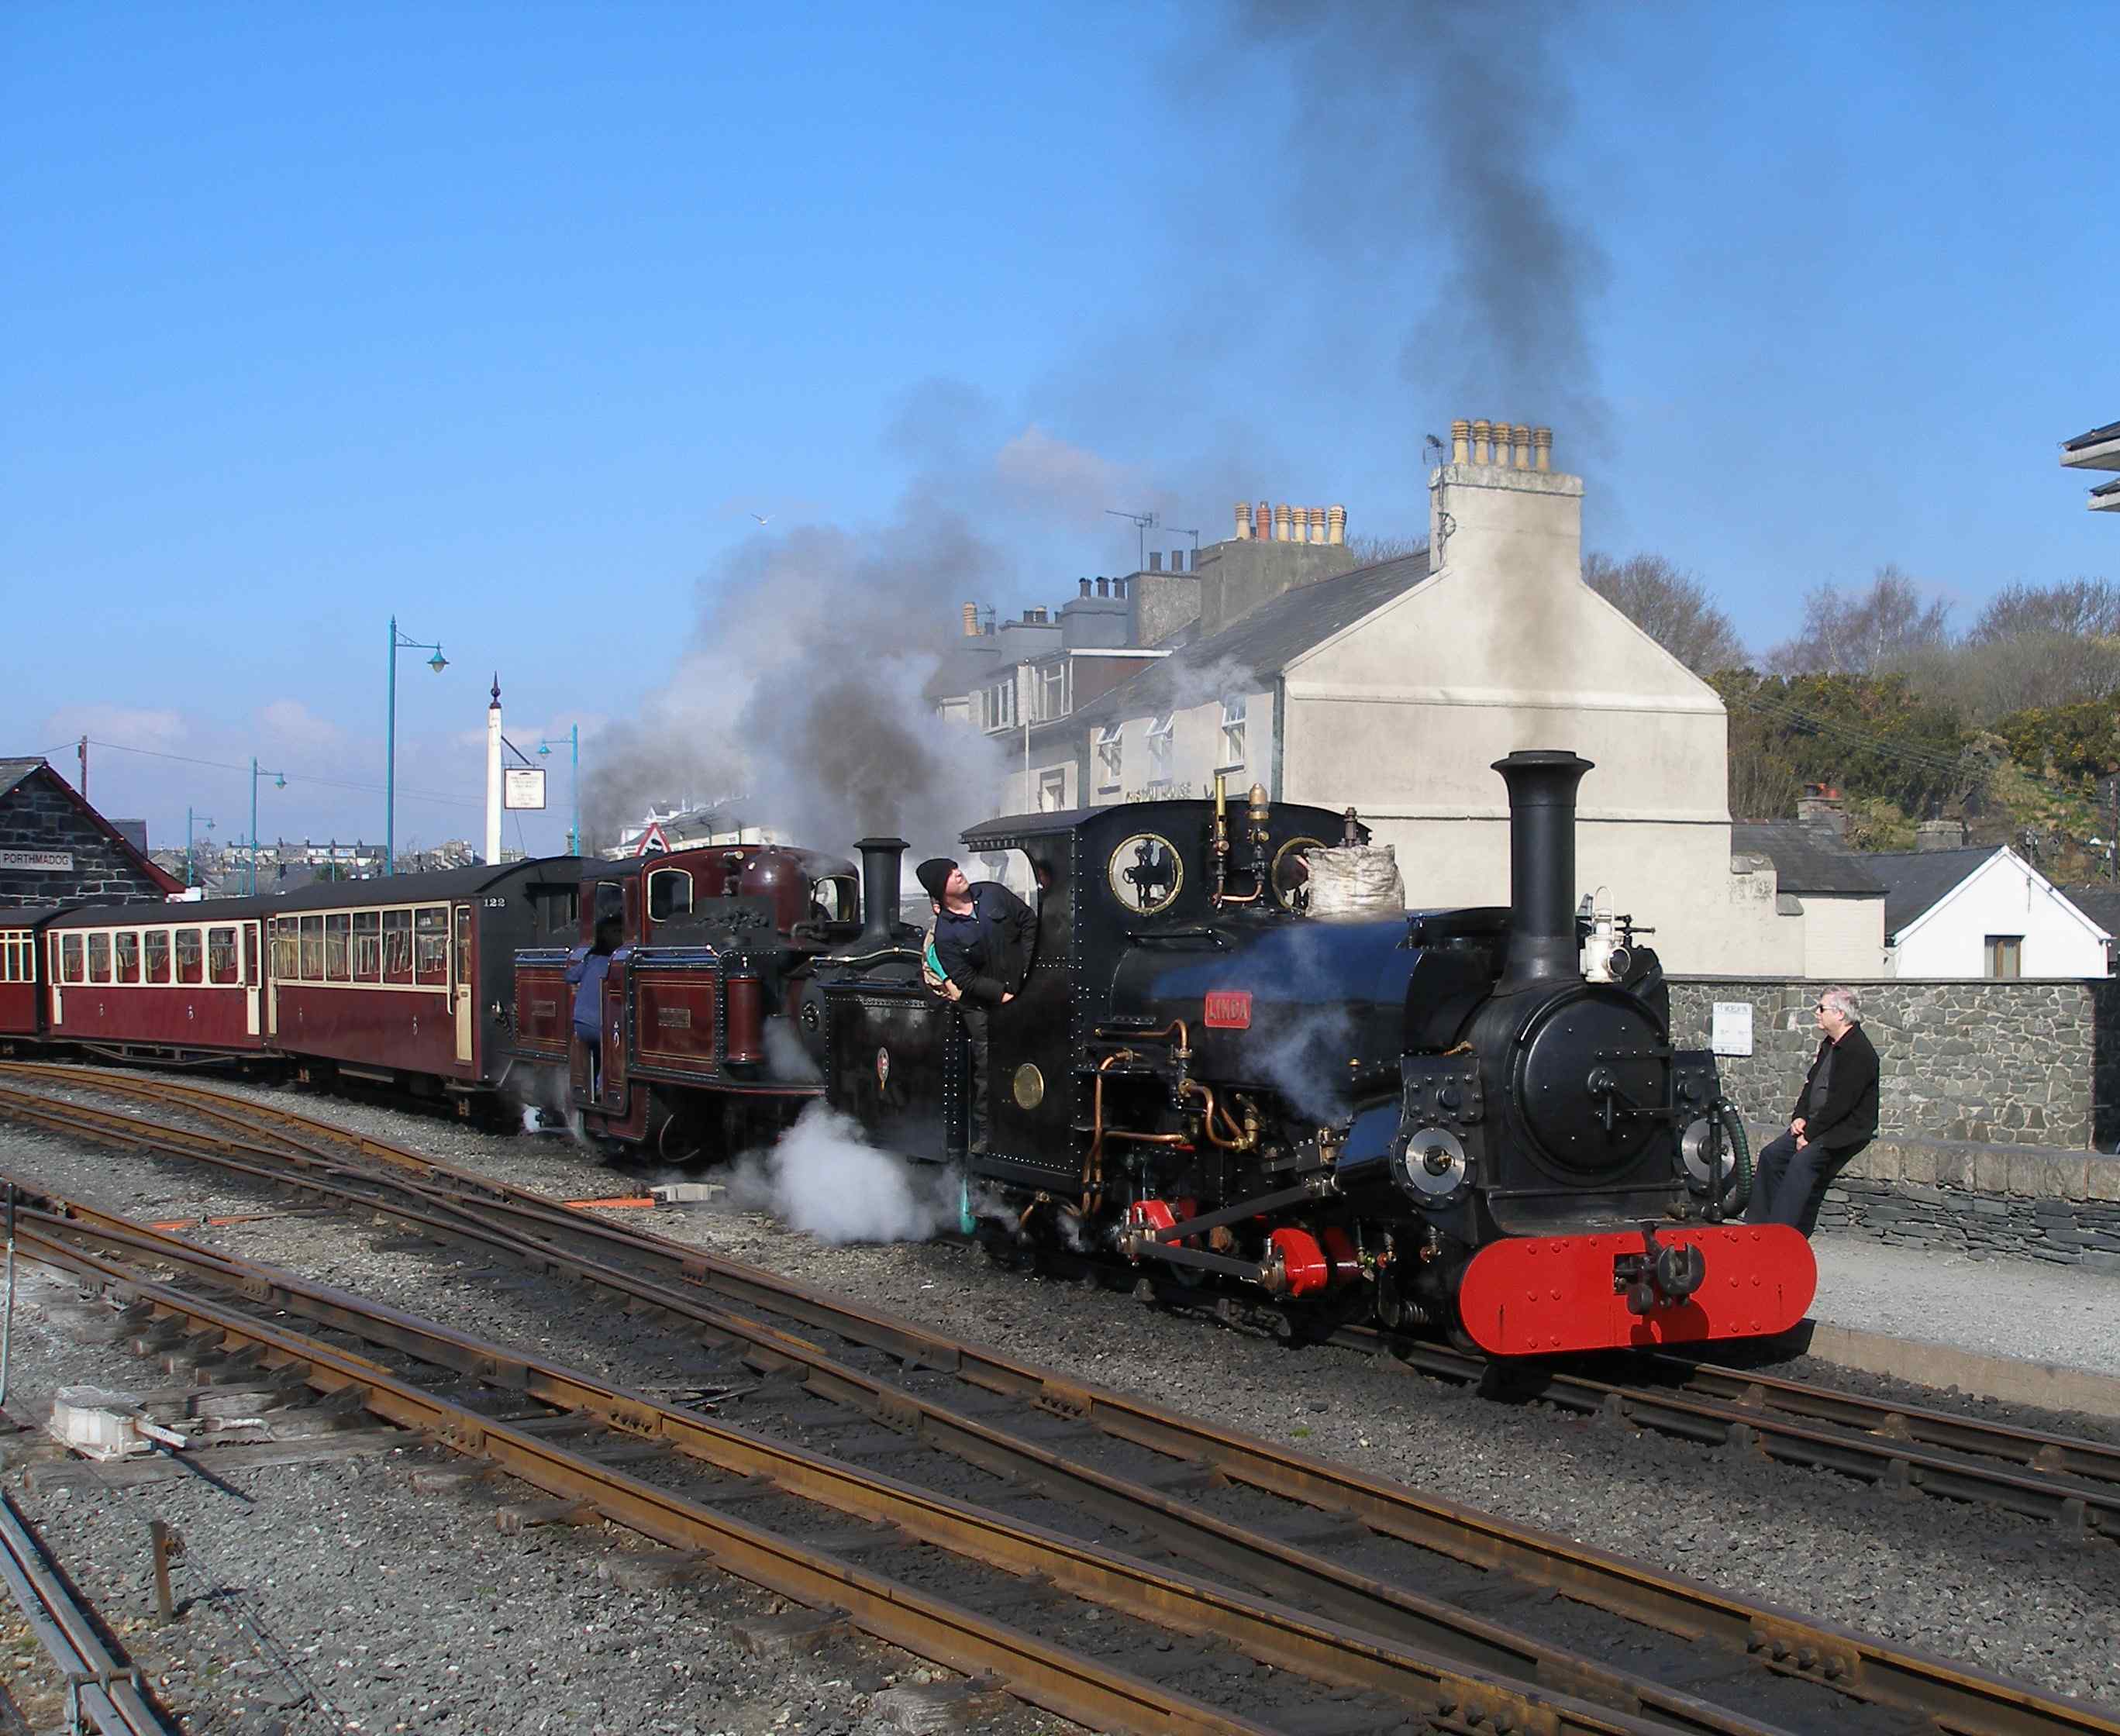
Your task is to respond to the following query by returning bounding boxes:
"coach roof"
[43,856,586,928]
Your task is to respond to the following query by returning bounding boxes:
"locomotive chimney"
[1493,750,1593,990]
[853,835,908,952]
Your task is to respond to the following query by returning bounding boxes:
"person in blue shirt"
[916,856,1036,1154]
[565,914,622,1095]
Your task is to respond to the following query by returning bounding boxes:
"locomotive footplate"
[1456,1222,1815,1356]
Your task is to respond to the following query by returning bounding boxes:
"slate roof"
[1069,550,1433,725]
[0,760,46,802]
[1859,846,2007,939]
[1729,823,1885,895]
[2056,885,2120,939]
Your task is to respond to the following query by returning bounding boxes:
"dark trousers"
[960,1003,991,1154]
[1749,1130,1863,1237]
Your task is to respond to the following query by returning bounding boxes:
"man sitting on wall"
[1749,985,1880,1237]
[917,856,1036,1156]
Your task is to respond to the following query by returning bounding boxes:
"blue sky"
[3,2,2112,856]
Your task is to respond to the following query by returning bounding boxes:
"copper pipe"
[1084,1050,1189,1216]
[1177,1078,1249,1150]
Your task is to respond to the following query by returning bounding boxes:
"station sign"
[503,767,546,811]
[0,850,74,872]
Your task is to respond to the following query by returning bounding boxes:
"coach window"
[298,915,324,981]
[209,927,239,985]
[352,911,381,981]
[414,906,448,986]
[271,920,298,981]
[176,928,204,986]
[325,913,350,982]
[647,868,692,921]
[88,935,111,983]
[115,932,140,984]
[453,904,471,988]
[60,935,84,983]
[145,931,171,983]
[383,910,413,984]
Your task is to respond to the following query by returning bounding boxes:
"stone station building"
[0,757,179,908]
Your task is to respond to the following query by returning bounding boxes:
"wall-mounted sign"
[0,851,74,872]
[503,767,546,811]
[1711,1001,1754,1057]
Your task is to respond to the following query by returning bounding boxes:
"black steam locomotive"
[808,751,1815,1355]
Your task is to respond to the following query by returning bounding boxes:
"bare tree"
[1967,578,2120,643]
[1768,563,1953,676]
[1581,551,1746,676]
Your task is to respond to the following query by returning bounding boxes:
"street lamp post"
[249,760,287,896]
[184,810,214,890]
[386,615,450,877]
[534,725,581,856]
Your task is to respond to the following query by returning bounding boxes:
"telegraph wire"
[81,738,484,809]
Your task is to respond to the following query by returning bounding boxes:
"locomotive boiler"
[818,750,1815,1356]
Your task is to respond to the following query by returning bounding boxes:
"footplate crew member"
[917,856,1036,1155]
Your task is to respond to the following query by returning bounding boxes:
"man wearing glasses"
[1749,985,1880,1236]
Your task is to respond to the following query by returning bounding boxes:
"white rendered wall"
[1799,894,1889,980]
[1889,852,2110,978]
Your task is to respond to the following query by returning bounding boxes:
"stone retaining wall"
[1735,1127,2120,1269]
[1671,977,2098,1149]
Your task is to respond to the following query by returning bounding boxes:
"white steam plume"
[728,1103,961,1245]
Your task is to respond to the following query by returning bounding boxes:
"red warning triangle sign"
[635,822,670,857]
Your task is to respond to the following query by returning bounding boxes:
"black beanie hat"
[915,857,957,904]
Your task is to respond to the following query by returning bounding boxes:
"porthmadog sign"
[0,851,74,872]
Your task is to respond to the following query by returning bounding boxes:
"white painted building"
[1060,420,1806,974]
[1731,822,1889,978]
[1869,846,2112,978]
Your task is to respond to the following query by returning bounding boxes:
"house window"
[1219,694,1247,769]
[1096,723,1124,794]
[1039,663,1068,722]
[1148,713,1174,789]
[1039,768,1067,811]
[1985,935,2023,979]
[983,680,1017,731]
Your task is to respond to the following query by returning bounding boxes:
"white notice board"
[1711,1001,1754,1057]
[503,767,546,811]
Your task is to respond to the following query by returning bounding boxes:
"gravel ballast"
[0,1069,2115,1720]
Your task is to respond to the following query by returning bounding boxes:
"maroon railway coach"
[42,900,272,1056]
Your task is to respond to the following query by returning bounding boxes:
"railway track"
[1,1062,2116,1736]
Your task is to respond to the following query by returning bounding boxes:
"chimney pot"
[1274,502,1291,542]
[1148,550,1163,571]
[1533,426,1552,470]
[1312,506,1327,543]
[1450,418,1470,464]
[1328,504,1346,545]
[1115,576,1128,600]
[1096,575,1108,596]
[1471,418,1492,464]
[1254,500,1270,539]
[1170,548,1185,572]
[1078,577,1091,598]
[1512,423,1531,469]
[962,601,979,638]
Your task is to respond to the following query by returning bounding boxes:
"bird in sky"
[750,512,771,525]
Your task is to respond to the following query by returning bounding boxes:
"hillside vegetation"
[1587,562,2120,878]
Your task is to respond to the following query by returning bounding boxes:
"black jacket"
[1788,1021,1880,1151]
[932,882,1036,1007]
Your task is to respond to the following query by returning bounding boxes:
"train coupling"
[1612,1222,1705,1316]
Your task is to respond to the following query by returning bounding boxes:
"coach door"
[452,904,474,1066]
[243,921,261,1036]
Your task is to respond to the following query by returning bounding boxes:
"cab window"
[647,869,692,921]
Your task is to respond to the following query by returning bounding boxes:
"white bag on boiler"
[1301,845,1405,918]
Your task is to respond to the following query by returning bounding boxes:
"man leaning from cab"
[916,856,1036,1156]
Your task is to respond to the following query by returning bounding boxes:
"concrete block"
[1934,1151,1970,1189]
[1898,1145,1939,1186]
[1973,1150,2012,1194]
[2087,1159,2120,1204]
[1863,1145,1901,1182]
